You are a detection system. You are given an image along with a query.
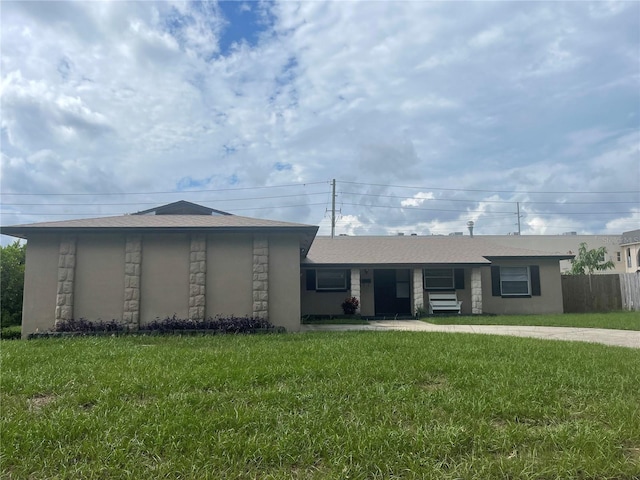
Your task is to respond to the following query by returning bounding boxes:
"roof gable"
[133,200,231,216]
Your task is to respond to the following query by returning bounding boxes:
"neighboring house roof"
[1,203,319,255]
[302,236,574,267]
[620,229,640,246]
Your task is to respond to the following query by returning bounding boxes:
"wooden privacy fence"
[620,273,640,311]
[562,273,640,313]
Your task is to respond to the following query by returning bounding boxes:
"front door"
[374,269,411,316]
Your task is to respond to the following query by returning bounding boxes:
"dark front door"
[374,269,411,316]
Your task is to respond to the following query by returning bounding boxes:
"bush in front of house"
[146,314,274,333]
[341,297,359,315]
[54,318,125,333]
[34,315,276,337]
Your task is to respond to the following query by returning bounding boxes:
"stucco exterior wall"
[300,269,349,316]
[206,234,253,318]
[22,235,59,337]
[359,269,375,316]
[140,234,190,324]
[74,234,125,322]
[268,235,302,331]
[481,259,564,314]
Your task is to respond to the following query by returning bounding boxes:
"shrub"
[1,325,22,340]
[341,297,359,315]
[54,318,125,333]
[145,314,274,334]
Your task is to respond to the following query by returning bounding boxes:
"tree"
[569,242,615,275]
[1,241,26,328]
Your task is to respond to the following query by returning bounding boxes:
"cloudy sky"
[1,0,639,241]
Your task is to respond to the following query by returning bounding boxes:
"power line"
[338,180,640,195]
[0,203,330,217]
[1,191,330,207]
[0,181,330,196]
[339,191,638,205]
[339,202,633,216]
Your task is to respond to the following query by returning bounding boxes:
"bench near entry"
[428,292,462,315]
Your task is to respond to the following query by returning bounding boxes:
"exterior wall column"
[55,236,77,325]
[189,234,207,320]
[123,235,142,330]
[471,267,483,314]
[252,236,269,319]
[412,268,424,316]
[350,269,361,313]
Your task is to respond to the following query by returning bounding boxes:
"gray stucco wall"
[75,234,125,322]
[19,230,305,335]
[481,259,564,315]
[140,234,190,324]
[269,235,302,332]
[21,235,59,338]
[206,234,253,318]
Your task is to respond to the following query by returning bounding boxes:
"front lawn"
[2,333,639,479]
[424,312,640,331]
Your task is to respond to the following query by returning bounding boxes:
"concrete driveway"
[301,320,640,349]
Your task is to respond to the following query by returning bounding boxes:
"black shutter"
[454,268,465,290]
[491,266,501,296]
[306,270,316,290]
[346,270,351,290]
[530,265,541,296]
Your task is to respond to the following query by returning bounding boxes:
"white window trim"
[500,266,531,296]
[423,268,455,290]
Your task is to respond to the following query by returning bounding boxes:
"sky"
[1,0,639,243]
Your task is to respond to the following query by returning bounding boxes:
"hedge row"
[26,315,283,339]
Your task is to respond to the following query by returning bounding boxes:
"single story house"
[2,201,573,337]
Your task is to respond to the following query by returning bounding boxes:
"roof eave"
[483,254,575,261]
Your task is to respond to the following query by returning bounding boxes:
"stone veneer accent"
[350,269,361,313]
[189,234,207,320]
[412,269,424,316]
[55,236,77,325]
[471,267,483,314]
[252,236,269,319]
[123,235,142,329]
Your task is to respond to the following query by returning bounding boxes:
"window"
[616,251,621,262]
[627,248,633,268]
[424,268,454,289]
[500,267,530,295]
[424,268,465,290]
[316,269,348,291]
[491,265,541,297]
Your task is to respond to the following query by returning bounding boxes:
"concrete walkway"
[301,320,640,349]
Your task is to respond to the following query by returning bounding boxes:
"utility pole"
[331,179,336,238]
[516,202,522,235]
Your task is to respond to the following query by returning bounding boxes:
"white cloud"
[401,192,435,207]
[1,1,638,243]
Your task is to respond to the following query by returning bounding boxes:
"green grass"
[2,333,639,479]
[424,312,640,331]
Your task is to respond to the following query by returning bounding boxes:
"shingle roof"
[620,229,640,246]
[1,214,319,257]
[302,236,574,266]
[2,214,315,231]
